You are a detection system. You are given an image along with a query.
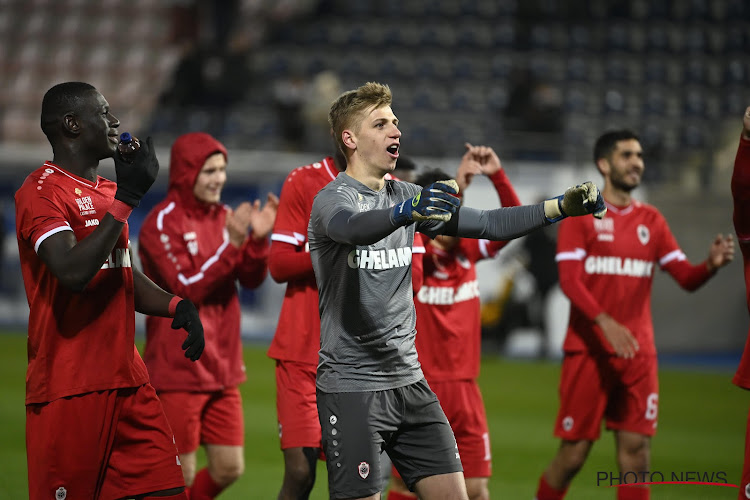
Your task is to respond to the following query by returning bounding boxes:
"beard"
[610,172,639,193]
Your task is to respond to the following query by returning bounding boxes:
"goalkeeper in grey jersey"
[308,82,605,500]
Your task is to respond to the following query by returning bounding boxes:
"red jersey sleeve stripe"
[156,201,176,231]
[271,232,304,246]
[556,248,586,261]
[659,249,686,266]
[34,223,72,253]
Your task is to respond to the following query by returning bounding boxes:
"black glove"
[114,136,159,207]
[171,299,205,361]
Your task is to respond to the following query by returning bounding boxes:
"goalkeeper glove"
[391,180,460,226]
[114,136,160,207]
[544,181,607,222]
[171,299,205,361]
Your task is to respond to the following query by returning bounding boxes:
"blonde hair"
[328,82,392,159]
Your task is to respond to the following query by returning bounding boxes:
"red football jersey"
[414,169,520,381]
[732,135,750,390]
[414,239,507,381]
[267,157,339,364]
[557,200,701,356]
[15,163,148,404]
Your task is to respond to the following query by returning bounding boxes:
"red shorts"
[555,353,659,441]
[430,379,491,478]
[275,360,321,449]
[158,387,244,454]
[26,384,184,500]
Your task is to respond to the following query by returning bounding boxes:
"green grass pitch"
[0,332,744,499]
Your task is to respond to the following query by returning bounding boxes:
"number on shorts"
[645,392,658,420]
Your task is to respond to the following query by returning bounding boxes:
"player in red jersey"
[268,149,345,499]
[732,107,750,500]
[535,130,734,500]
[138,132,277,499]
[386,144,521,500]
[15,82,205,500]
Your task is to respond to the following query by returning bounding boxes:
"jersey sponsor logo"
[358,461,370,479]
[84,218,99,227]
[74,188,82,195]
[637,224,650,245]
[357,194,370,211]
[75,196,97,216]
[347,247,412,270]
[417,280,480,305]
[55,486,67,500]
[594,218,615,242]
[584,256,654,277]
[594,218,614,232]
[100,248,132,269]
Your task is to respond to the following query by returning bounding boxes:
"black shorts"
[317,378,463,499]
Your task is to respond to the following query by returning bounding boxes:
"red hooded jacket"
[138,132,269,391]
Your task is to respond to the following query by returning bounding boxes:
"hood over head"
[168,132,228,206]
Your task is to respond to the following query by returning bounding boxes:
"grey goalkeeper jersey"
[309,173,550,393]
[309,174,434,392]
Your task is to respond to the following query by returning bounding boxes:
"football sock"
[535,475,568,500]
[189,468,224,499]
[386,490,416,500]
[617,486,649,500]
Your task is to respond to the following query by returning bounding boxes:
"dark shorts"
[317,378,463,499]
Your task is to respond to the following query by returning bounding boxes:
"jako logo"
[347,247,412,270]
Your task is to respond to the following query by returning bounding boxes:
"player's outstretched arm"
[391,180,461,224]
[324,181,460,246]
[543,181,607,222]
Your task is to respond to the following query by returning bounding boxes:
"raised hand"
[225,202,254,248]
[544,181,607,222]
[706,233,735,271]
[249,192,280,240]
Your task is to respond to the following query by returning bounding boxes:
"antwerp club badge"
[358,461,370,479]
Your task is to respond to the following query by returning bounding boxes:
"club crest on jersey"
[637,224,650,245]
[183,232,198,255]
[358,461,370,479]
[55,486,67,500]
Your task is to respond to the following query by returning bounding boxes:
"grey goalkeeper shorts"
[317,378,463,499]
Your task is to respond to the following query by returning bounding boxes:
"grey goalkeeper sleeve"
[326,207,402,245]
[420,203,550,241]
